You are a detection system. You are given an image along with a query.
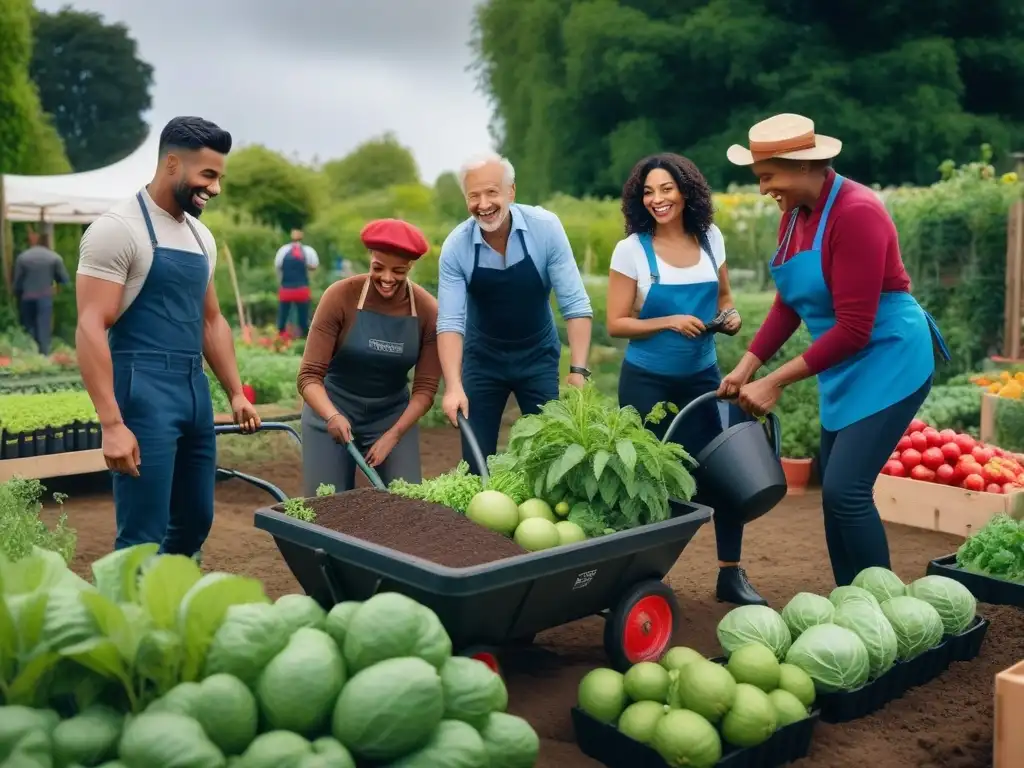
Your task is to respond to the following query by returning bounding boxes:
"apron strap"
[699,230,719,275]
[356,276,371,310]
[638,233,660,284]
[136,192,159,248]
[811,175,845,251]
[407,280,417,317]
[775,210,801,266]
[183,218,209,257]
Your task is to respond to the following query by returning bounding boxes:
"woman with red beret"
[718,114,950,586]
[297,219,440,496]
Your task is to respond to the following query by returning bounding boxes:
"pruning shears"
[703,308,740,336]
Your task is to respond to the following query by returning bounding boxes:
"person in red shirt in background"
[275,228,320,337]
[718,114,950,587]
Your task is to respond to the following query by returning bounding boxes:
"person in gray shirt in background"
[14,229,70,354]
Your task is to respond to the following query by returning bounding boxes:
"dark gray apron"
[301,278,422,494]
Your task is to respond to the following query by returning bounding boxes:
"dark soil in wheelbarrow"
[47,426,1024,768]
[301,488,528,567]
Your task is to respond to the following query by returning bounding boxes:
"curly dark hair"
[621,153,714,238]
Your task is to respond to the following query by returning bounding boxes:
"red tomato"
[241,383,257,404]
[992,446,1006,458]
[1003,482,1019,495]
[938,428,957,443]
[939,442,961,462]
[910,465,936,482]
[986,483,1004,494]
[901,449,923,470]
[923,428,943,448]
[909,432,929,452]
[890,451,900,461]
[908,418,928,434]
[882,459,906,477]
[962,473,986,492]
[972,445,995,465]
[954,434,977,454]
[949,464,966,485]
[934,464,956,484]
[897,435,913,452]
[921,447,946,471]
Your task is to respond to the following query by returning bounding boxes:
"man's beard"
[475,204,510,233]
[173,181,206,217]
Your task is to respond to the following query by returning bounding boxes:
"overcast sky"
[34,0,494,182]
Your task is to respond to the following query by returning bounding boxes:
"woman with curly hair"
[607,153,765,607]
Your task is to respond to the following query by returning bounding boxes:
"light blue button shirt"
[436,203,593,335]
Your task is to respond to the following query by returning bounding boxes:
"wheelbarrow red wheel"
[603,579,679,671]
[460,646,503,678]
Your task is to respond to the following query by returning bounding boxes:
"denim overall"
[109,191,216,555]
[461,225,560,471]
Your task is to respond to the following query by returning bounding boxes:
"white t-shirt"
[78,188,217,318]
[274,243,320,269]
[609,225,727,307]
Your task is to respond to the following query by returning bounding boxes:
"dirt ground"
[44,427,1022,768]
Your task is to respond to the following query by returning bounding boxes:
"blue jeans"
[618,360,744,563]
[111,355,217,556]
[819,375,933,585]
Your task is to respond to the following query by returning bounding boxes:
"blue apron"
[461,222,560,466]
[624,232,719,377]
[109,191,217,555]
[770,175,951,432]
[280,243,309,290]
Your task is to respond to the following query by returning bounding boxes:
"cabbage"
[880,596,945,661]
[906,576,977,635]
[829,585,880,610]
[832,602,898,679]
[717,605,792,661]
[781,593,835,638]
[783,623,871,693]
[852,567,906,604]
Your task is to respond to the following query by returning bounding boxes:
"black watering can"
[663,391,787,524]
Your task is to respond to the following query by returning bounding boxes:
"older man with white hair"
[437,151,593,473]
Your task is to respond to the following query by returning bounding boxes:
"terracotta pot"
[782,457,813,495]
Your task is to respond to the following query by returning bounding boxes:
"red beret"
[360,219,430,260]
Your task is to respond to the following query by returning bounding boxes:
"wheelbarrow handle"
[662,390,781,459]
[456,412,490,483]
[214,421,301,447]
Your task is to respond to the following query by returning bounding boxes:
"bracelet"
[326,413,342,426]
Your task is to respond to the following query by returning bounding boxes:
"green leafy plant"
[316,483,335,497]
[388,462,484,514]
[282,498,316,523]
[497,383,697,536]
[955,514,1024,583]
[0,476,76,564]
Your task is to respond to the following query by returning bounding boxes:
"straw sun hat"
[727,113,842,166]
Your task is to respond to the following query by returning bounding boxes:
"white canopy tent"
[1,136,157,224]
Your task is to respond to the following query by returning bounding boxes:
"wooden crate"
[873,473,1024,537]
[995,660,1024,768]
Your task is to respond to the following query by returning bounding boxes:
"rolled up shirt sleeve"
[801,203,888,374]
[77,215,135,285]
[543,217,593,320]
[436,235,469,335]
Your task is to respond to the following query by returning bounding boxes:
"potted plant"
[776,379,820,495]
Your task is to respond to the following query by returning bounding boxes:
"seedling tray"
[927,554,1024,609]
[571,706,818,768]
[709,615,989,724]
[0,422,100,459]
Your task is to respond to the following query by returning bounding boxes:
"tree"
[30,7,154,172]
[471,0,1024,196]
[0,0,70,175]
[434,172,467,221]
[322,133,420,200]
[219,145,317,232]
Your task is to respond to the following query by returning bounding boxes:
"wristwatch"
[570,365,592,379]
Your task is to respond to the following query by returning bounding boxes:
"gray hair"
[457,151,515,194]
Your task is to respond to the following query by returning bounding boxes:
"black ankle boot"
[716,566,768,606]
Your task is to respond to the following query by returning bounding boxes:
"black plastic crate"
[46,426,65,455]
[710,615,989,724]
[63,423,76,452]
[571,706,818,768]
[927,554,1024,609]
[0,431,21,459]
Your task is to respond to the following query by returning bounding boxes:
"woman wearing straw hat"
[717,113,950,586]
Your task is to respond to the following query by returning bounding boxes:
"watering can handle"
[457,412,490,483]
[343,441,388,490]
[661,391,781,459]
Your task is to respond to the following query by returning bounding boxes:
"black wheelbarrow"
[248,414,713,674]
